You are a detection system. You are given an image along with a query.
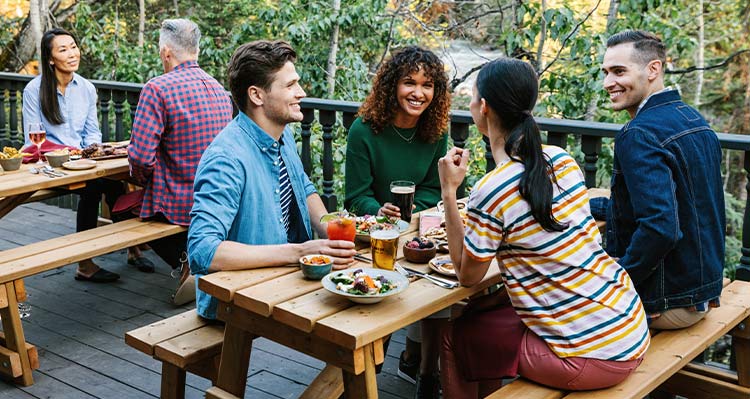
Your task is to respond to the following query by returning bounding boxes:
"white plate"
[355,219,410,243]
[428,255,456,276]
[322,268,409,304]
[62,159,97,170]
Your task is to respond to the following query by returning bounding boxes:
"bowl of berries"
[403,237,437,264]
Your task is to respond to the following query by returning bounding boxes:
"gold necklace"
[392,125,417,143]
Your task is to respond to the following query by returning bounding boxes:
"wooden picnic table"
[0,156,129,386]
[199,211,503,399]
[0,157,129,219]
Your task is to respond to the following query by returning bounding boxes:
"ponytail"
[506,114,566,232]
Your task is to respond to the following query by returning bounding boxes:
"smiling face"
[602,43,663,118]
[49,35,80,75]
[393,67,434,127]
[261,61,306,127]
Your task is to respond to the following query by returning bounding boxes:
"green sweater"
[344,117,448,216]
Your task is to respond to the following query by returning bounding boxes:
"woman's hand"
[377,202,401,218]
[438,147,470,193]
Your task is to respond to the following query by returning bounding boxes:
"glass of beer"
[390,180,415,223]
[370,228,400,270]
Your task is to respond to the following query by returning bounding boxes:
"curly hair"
[358,46,451,143]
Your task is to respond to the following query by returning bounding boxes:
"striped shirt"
[464,145,650,361]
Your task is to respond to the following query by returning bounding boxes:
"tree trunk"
[694,0,704,107]
[0,0,80,72]
[326,0,341,98]
[29,0,42,62]
[535,0,547,71]
[138,0,145,49]
[606,0,620,32]
[173,0,179,16]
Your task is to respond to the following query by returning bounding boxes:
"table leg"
[214,322,254,397]
[299,364,344,399]
[342,343,378,399]
[0,282,33,386]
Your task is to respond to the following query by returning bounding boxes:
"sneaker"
[398,350,419,385]
[415,373,440,399]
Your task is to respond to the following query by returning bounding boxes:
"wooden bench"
[0,217,186,386]
[125,309,224,399]
[486,279,750,399]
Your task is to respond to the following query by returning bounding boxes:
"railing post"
[737,151,750,282]
[300,108,315,177]
[546,131,568,148]
[580,135,602,188]
[319,110,337,212]
[112,90,126,142]
[98,89,112,142]
[0,85,7,147]
[451,121,470,198]
[8,83,19,145]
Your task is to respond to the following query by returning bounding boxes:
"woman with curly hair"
[345,46,450,219]
[344,46,451,399]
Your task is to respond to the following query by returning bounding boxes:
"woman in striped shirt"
[437,58,650,397]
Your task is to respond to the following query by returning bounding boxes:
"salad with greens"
[330,269,398,296]
[355,215,399,235]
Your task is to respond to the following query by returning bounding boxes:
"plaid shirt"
[129,61,233,226]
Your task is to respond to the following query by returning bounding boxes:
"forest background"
[1,0,749,275]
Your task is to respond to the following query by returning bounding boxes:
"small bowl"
[403,239,437,264]
[44,152,70,167]
[0,157,22,171]
[299,254,333,280]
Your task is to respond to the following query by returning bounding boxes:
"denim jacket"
[606,89,725,313]
[188,112,316,319]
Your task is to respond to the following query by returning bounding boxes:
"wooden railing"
[3,71,750,283]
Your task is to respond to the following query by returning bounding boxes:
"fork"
[395,263,458,289]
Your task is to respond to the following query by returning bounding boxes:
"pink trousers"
[441,324,643,399]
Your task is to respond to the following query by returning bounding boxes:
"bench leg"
[160,362,185,399]
[0,282,33,386]
[341,343,378,399]
[732,317,750,387]
[215,323,254,398]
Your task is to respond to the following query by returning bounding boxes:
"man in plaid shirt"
[128,19,232,304]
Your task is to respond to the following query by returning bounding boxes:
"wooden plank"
[234,270,327,317]
[0,345,21,377]
[0,282,32,385]
[563,280,750,399]
[314,264,502,349]
[733,334,750,387]
[273,287,354,333]
[125,309,208,356]
[198,267,297,303]
[0,332,38,371]
[683,362,739,384]
[160,362,186,399]
[184,354,219,382]
[485,378,565,399]
[214,322,254,398]
[341,343,378,399]
[0,285,8,309]
[218,303,365,375]
[659,369,750,399]
[13,280,25,302]
[206,386,241,399]
[0,192,33,219]
[154,324,224,369]
[299,364,344,399]
[0,221,186,284]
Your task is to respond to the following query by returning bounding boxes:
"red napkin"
[112,189,144,216]
[22,142,79,163]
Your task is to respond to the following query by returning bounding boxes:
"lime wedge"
[320,210,355,223]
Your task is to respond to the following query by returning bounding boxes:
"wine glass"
[27,123,46,165]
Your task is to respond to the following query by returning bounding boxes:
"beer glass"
[390,180,415,223]
[370,229,399,270]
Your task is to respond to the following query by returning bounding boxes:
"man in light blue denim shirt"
[188,40,357,320]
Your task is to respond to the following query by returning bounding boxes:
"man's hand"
[377,202,401,218]
[300,239,357,269]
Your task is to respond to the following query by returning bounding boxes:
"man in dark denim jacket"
[600,30,725,329]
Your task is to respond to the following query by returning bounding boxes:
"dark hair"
[358,46,450,143]
[606,30,666,67]
[476,58,566,232]
[227,40,297,112]
[40,28,79,125]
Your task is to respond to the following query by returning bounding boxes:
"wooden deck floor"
[0,203,415,398]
